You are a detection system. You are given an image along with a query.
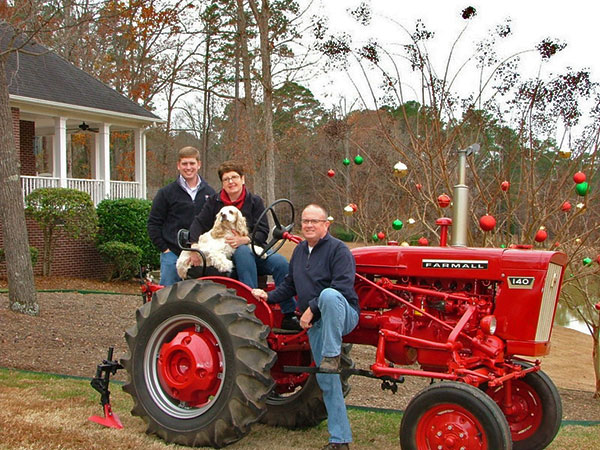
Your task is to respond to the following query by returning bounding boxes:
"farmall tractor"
[90,145,566,449]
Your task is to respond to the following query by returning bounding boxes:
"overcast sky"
[306,0,597,112]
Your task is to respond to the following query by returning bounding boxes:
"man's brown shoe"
[321,443,349,450]
[319,355,341,373]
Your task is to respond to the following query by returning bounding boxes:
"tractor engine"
[346,245,567,376]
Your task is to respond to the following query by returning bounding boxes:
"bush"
[0,246,38,266]
[97,241,142,281]
[96,198,158,267]
[25,188,97,276]
[330,224,357,242]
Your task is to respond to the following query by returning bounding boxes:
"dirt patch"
[0,276,599,422]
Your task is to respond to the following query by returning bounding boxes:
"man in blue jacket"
[252,204,359,450]
[147,147,215,285]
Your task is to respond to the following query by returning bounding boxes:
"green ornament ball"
[372,233,379,242]
[500,244,506,248]
[392,219,403,230]
[354,155,364,165]
[342,158,351,166]
[576,181,589,196]
[583,257,593,266]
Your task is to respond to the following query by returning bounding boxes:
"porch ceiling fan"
[67,121,99,133]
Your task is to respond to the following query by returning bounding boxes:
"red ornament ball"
[597,255,600,265]
[418,237,429,246]
[501,181,510,192]
[377,231,386,240]
[415,183,423,191]
[349,203,358,212]
[437,194,451,208]
[561,201,572,212]
[479,215,496,231]
[534,229,548,242]
[573,171,586,184]
[327,169,335,178]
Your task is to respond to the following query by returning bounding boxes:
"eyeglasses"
[222,174,241,183]
[301,219,328,225]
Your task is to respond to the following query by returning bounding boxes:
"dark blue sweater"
[147,178,215,255]
[267,233,359,321]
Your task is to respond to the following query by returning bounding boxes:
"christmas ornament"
[559,149,572,159]
[392,219,403,230]
[327,216,334,222]
[576,202,585,210]
[501,181,510,192]
[415,183,423,191]
[327,169,335,178]
[407,218,416,226]
[575,238,582,244]
[437,194,451,208]
[583,257,593,266]
[400,241,410,247]
[343,205,354,216]
[354,155,364,165]
[418,237,429,246]
[377,231,386,240]
[534,227,547,242]
[553,242,560,247]
[576,182,589,196]
[500,244,506,248]
[342,158,351,166]
[479,215,496,231]
[561,201,572,212]
[372,233,379,242]
[573,171,586,183]
[349,203,358,212]
[596,255,600,265]
[393,161,408,177]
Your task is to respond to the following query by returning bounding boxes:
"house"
[0,25,163,277]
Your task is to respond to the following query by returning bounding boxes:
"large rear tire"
[260,344,354,428]
[400,381,512,450]
[486,365,562,450]
[121,280,276,448]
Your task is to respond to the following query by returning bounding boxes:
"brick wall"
[19,119,36,176]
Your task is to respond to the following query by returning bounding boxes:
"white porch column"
[134,128,146,199]
[53,117,67,187]
[98,123,111,200]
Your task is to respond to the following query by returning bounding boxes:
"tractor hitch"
[283,365,403,385]
[88,347,124,429]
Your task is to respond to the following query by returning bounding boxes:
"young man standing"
[252,204,359,449]
[148,147,215,286]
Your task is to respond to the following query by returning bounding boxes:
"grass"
[0,368,598,449]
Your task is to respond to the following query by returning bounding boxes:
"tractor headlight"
[480,315,497,335]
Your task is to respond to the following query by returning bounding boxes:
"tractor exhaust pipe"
[451,144,479,247]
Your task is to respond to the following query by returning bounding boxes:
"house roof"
[2,24,161,122]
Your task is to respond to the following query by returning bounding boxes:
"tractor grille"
[535,263,563,341]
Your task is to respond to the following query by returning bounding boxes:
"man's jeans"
[159,251,181,286]
[307,288,359,444]
[232,245,296,314]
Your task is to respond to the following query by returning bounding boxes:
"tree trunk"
[0,55,38,315]
[593,325,599,399]
[248,0,276,204]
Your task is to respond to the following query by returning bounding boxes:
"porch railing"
[20,176,142,206]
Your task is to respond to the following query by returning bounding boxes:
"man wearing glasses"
[252,204,360,450]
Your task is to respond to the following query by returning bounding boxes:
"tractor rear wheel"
[121,280,276,448]
[400,381,512,450]
[260,344,354,428]
[486,365,562,450]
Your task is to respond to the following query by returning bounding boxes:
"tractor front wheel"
[486,365,562,450]
[400,382,512,450]
[121,280,276,448]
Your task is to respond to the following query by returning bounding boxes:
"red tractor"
[90,146,565,449]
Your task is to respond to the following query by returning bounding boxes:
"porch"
[21,175,141,206]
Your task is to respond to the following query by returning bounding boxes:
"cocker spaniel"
[176,205,253,279]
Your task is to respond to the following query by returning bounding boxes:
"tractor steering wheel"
[251,199,295,258]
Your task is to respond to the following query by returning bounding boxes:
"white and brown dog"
[176,206,249,279]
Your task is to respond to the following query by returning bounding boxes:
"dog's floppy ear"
[234,209,248,235]
[211,210,226,238]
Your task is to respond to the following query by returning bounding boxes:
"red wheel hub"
[157,326,223,407]
[488,380,542,441]
[416,404,488,449]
